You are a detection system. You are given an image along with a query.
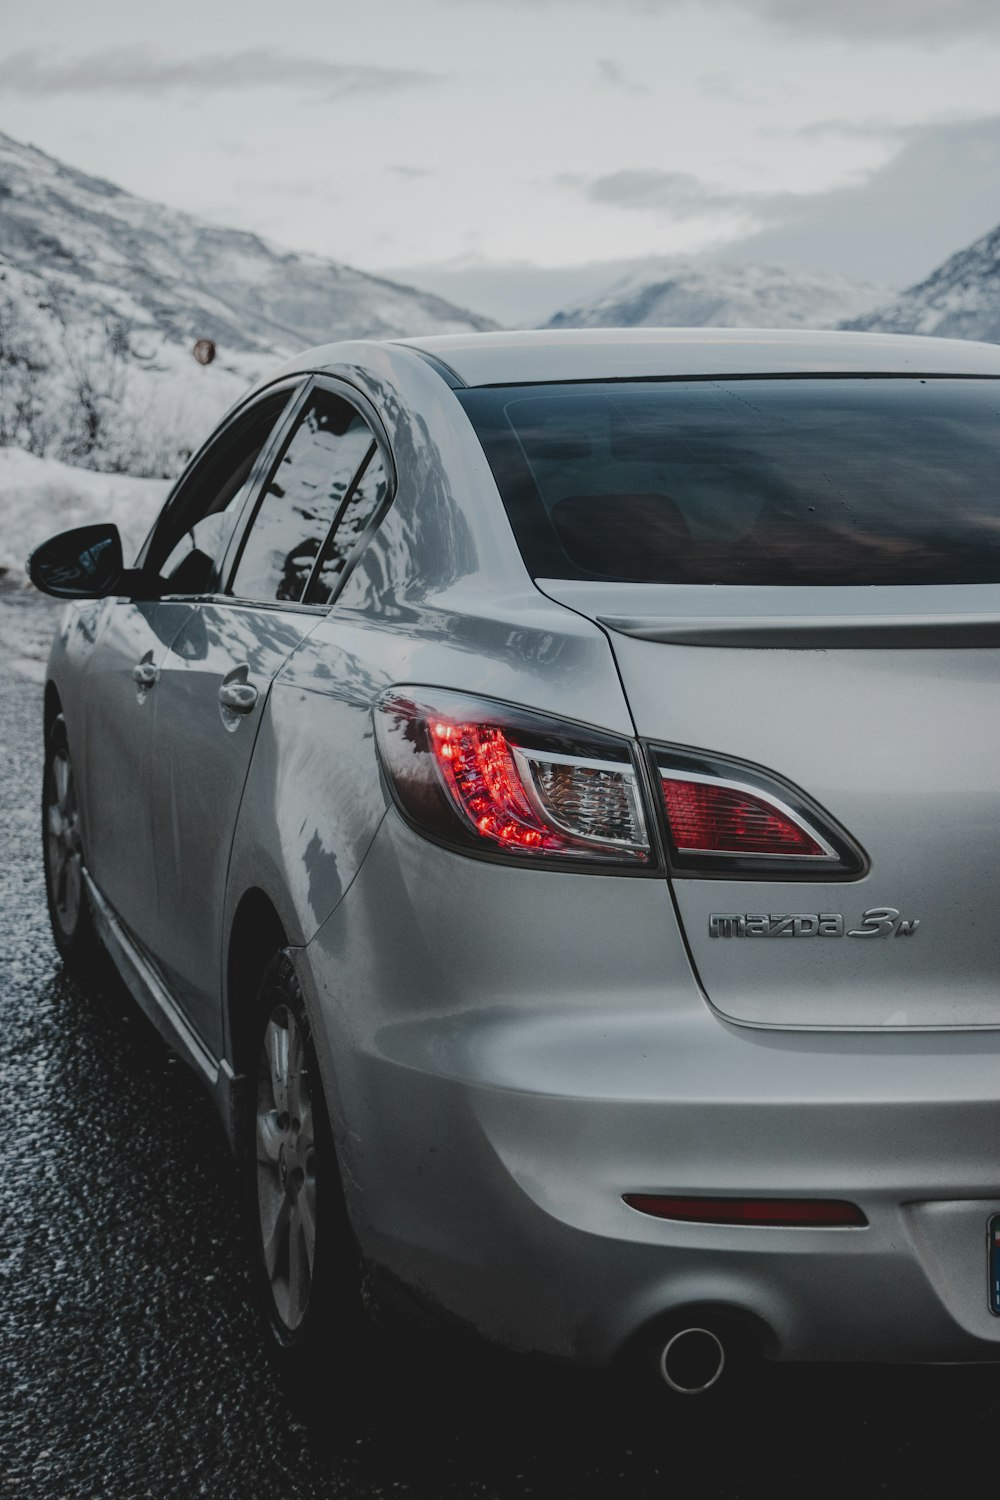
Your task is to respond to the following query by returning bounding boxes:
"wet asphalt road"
[2,580,999,1499]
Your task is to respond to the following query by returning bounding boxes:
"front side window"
[148,388,294,595]
[230,391,375,604]
[459,378,1000,586]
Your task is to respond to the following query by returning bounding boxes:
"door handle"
[132,661,158,687]
[218,681,258,715]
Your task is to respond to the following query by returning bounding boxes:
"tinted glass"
[231,391,374,603]
[306,449,389,605]
[150,389,293,593]
[459,378,1000,586]
[160,452,257,594]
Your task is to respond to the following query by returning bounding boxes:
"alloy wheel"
[255,1003,318,1333]
[46,746,83,938]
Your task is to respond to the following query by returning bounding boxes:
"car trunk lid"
[540,579,1000,1030]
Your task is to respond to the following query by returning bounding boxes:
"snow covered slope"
[0,446,168,577]
[0,131,493,475]
[546,260,890,332]
[847,223,1000,343]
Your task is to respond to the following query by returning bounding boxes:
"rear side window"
[459,378,1000,586]
[231,390,375,603]
[305,449,389,606]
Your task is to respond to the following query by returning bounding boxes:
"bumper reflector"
[624,1195,868,1228]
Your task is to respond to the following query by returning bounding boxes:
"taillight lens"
[660,775,831,859]
[651,748,866,878]
[375,690,651,865]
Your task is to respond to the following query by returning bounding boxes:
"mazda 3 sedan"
[30,328,1000,1395]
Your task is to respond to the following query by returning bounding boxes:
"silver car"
[29,328,1000,1397]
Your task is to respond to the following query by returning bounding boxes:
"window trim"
[221,372,397,612]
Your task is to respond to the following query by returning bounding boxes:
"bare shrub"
[0,292,58,455]
[48,292,131,467]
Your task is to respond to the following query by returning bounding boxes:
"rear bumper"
[300,811,1000,1366]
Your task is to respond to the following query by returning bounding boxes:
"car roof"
[246,328,1000,407]
[390,327,1000,386]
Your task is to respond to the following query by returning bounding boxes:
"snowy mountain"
[0,131,494,476]
[846,222,1000,343]
[546,260,890,332]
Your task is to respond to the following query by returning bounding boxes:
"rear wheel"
[42,713,101,973]
[243,953,367,1393]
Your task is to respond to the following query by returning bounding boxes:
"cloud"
[722,115,1000,281]
[564,115,1000,285]
[454,0,1000,42]
[709,0,1000,40]
[595,59,648,95]
[386,164,435,180]
[0,47,443,99]
[584,168,755,218]
[697,72,758,105]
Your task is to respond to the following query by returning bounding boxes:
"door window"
[147,387,295,595]
[229,391,376,604]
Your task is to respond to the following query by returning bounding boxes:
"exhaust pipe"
[658,1326,726,1395]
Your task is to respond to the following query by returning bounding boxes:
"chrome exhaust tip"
[658,1326,726,1395]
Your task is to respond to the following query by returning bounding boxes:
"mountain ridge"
[545,258,891,333]
[845,222,1000,344]
[0,130,494,475]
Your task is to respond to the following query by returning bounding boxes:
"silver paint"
[38,328,1000,1371]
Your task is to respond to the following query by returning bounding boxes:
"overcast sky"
[1,0,999,322]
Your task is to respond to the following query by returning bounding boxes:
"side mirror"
[27,524,156,601]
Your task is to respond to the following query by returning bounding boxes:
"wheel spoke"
[53,753,70,811]
[260,1190,291,1279]
[63,855,82,926]
[287,1202,311,1323]
[256,1110,283,1165]
[46,804,63,840]
[287,1013,304,1080]
[298,1177,317,1269]
[296,1097,315,1154]
[264,1017,290,1115]
[287,1035,308,1125]
[49,834,65,885]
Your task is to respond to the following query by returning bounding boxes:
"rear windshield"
[458,377,1000,585]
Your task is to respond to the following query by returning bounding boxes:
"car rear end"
[310,334,1000,1376]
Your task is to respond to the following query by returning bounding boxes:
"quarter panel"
[223,345,638,1021]
[225,581,634,972]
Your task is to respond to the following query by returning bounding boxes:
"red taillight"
[375,690,651,865]
[430,720,551,851]
[659,775,832,859]
[623,1195,867,1228]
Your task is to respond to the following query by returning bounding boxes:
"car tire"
[243,952,367,1395]
[42,712,103,975]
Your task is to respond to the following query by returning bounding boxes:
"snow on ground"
[0,446,169,577]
